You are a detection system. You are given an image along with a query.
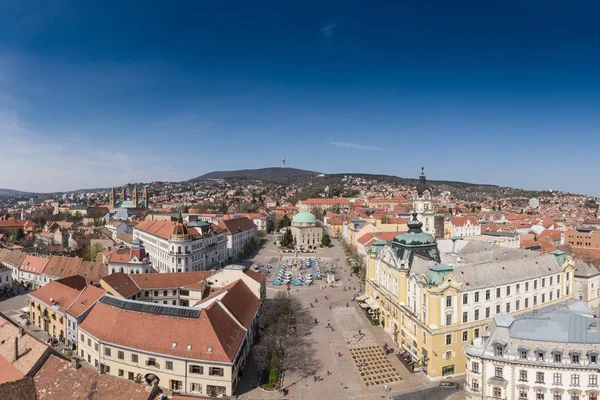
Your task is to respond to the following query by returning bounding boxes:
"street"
[393,385,463,400]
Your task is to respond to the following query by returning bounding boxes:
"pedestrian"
[327,370,331,375]
[384,384,388,393]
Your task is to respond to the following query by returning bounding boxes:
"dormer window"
[552,349,563,363]
[495,346,504,357]
[520,350,528,360]
[571,351,581,364]
[171,342,177,348]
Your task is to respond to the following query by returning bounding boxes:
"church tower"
[109,188,115,209]
[132,185,138,208]
[412,167,435,234]
[121,186,126,202]
[142,186,148,208]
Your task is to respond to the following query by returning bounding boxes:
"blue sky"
[1,1,600,194]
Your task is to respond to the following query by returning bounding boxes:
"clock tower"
[412,167,435,234]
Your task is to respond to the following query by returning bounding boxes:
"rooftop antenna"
[282,150,286,168]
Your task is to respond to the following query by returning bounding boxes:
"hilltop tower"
[109,188,115,209]
[132,185,138,207]
[282,150,286,168]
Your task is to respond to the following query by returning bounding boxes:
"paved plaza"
[235,237,437,400]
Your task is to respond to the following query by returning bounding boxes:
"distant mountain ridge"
[190,167,321,183]
[0,188,30,195]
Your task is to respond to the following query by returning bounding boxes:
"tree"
[253,293,321,390]
[280,229,294,247]
[448,207,453,216]
[134,373,144,384]
[278,215,291,230]
[15,228,25,241]
[84,243,104,261]
[321,233,331,247]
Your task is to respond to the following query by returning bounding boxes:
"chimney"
[19,327,25,337]
[71,357,81,370]
[13,336,18,362]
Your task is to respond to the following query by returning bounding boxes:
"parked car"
[439,381,459,389]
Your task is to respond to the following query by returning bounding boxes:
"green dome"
[292,211,317,224]
[393,212,435,246]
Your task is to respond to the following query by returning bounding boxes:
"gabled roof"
[218,217,257,234]
[20,256,49,275]
[2,251,26,267]
[0,314,49,379]
[130,271,211,289]
[29,280,82,313]
[65,285,105,318]
[43,256,83,278]
[100,273,140,298]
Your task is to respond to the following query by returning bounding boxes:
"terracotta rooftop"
[33,354,154,400]
[29,280,82,313]
[0,377,36,399]
[218,217,257,234]
[20,255,50,275]
[130,271,211,289]
[100,273,140,298]
[65,285,105,318]
[0,314,49,379]
[135,220,223,240]
[79,292,251,363]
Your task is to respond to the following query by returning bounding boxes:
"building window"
[191,383,202,392]
[166,361,173,370]
[519,388,527,399]
[496,304,501,314]
[128,372,134,380]
[118,369,124,377]
[571,354,580,364]
[516,299,520,311]
[462,331,468,342]
[520,350,528,359]
[147,358,156,366]
[485,307,490,318]
[104,348,111,357]
[506,303,510,313]
[516,283,520,294]
[472,362,479,373]
[495,346,504,357]
[87,338,91,346]
[553,373,562,385]
[474,292,479,302]
[131,354,138,363]
[472,379,479,391]
[153,291,158,296]
[519,369,527,381]
[80,333,84,342]
[534,280,538,290]
[536,371,545,383]
[495,366,503,378]
[209,367,224,377]
[486,290,490,300]
[537,351,545,361]
[571,374,580,386]
[94,343,98,351]
[445,334,452,345]
[446,314,452,326]
[474,328,479,338]
[525,298,529,308]
[474,309,480,321]
[118,351,124,360]
[542,293,546,303]
[190,365,203,374]
[496,288,501,298]
[590,354,598,364]
[506,286,511,296]
[493,387,502,397]
[590,375,598,386]
[446,296,452,308]
[462,312,468,323]
[526,282,529,291]
[534,295,538,306]
[463,294,468,305]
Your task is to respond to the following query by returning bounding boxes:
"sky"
[1,1,600,194]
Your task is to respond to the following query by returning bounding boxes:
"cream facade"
[364,214,575,380]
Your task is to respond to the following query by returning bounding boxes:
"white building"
[133,215,227,273]
[107,239,155,275]
[0,265,12,293]
[218,217,258,261]
[529,198,540,208]
[574,261,600,314]
[412,168,435,234]
[465,300,600,400]
[444,217,481,238]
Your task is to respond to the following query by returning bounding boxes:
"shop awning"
[365,298,380,310]
[356,294,369,301]
[359,302,369,309]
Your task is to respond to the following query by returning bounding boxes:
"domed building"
[290,211,322,249]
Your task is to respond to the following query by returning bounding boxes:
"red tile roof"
[65,285,105,318]
[100,273,139,298]
[357,231,401,246]
[29,280,82,313]
[218,217,257,234]
[130,271,211,289]
[301,198,350,205]
[33,354,153,400]
[20,255,49,275]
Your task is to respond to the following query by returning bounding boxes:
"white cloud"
[321,23,337,38]
[328,141,382,151]
[0,111,182,192]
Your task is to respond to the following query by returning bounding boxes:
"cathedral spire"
[109,188,115,209]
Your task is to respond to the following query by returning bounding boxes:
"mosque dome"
[292,211,317,224]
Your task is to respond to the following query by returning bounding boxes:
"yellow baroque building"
[364,213,574,380]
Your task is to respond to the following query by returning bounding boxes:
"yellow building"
[364,213,575,379]
[29,278,84,342]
